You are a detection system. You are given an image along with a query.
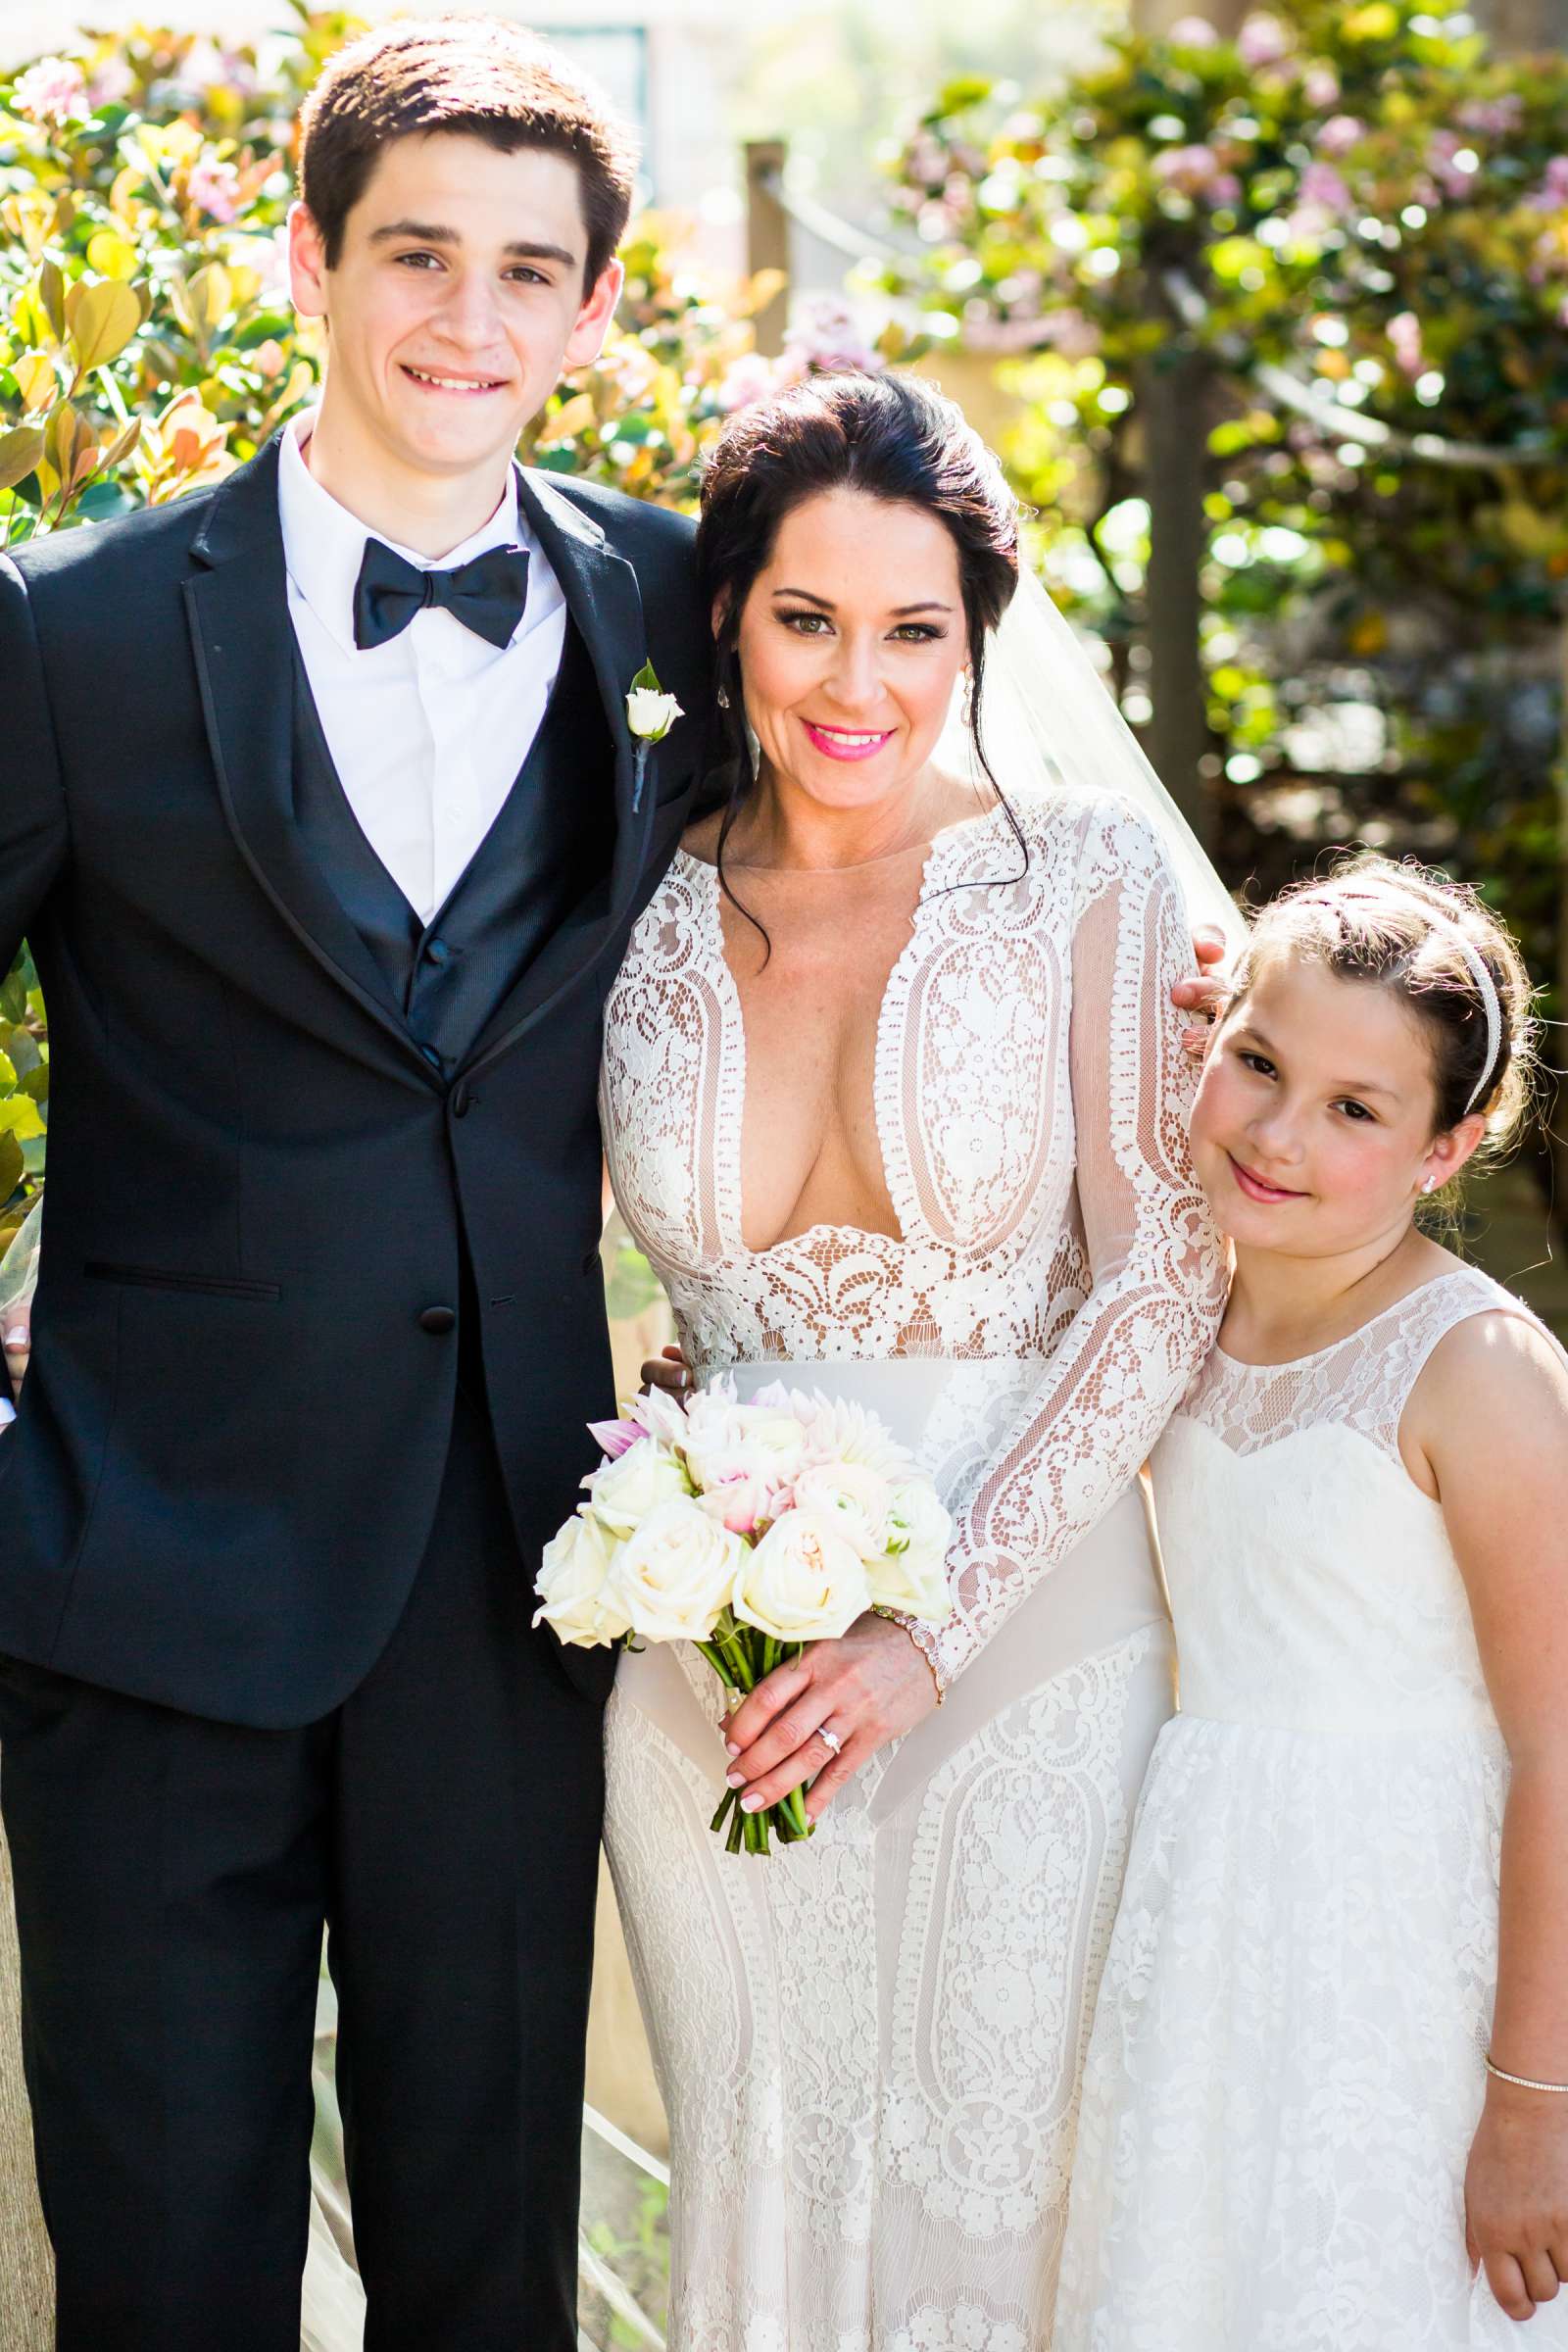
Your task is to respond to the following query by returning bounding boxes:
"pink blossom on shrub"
[1528,156,1568,211]
[86,57,135,111]
[11,57,88,125]
[1427,130,1478,201]
[1388,310,1423,377]
[1154,144,1239,202]
[715,352,775,413]
[1167,16,1220,46]
[187,156,242,224]
[785,296,883,376]
[1295,162,1353,221]
[1238,13,1293,68]
[1455,95,1523,137]
[1034,305,1101,361]
[1301,64,1342,110]
[1317,116,1365,160]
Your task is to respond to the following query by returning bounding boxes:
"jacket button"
[418,1305,457,1335]
[451,1080,474,1118]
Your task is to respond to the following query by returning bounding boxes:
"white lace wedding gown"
[599,794,1225,2350]
[1054,1265,1568,2351]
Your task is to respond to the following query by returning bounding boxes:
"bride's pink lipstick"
[1229,1154,1308,1204]
[801,719,895,762]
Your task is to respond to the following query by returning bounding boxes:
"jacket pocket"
[84,1262,282,1303]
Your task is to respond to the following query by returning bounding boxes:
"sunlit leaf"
[11,355,55,415]
[0,1135,22,1206]
[0,1100,44,1143]
[86,229,140,283]
[0,426,45,492]
[67,279,142,374]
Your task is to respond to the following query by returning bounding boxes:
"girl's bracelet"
[1485,2051,1568,2095]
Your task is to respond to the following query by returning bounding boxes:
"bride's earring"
[716,682,730,710]
[960,669,975,727]
[1420,1174,1439,1194]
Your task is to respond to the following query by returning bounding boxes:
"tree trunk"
[0,1820,54,2349]
[1139,343,1215,843]
[1475,0,1568,51]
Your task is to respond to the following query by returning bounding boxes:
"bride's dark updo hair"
[696,371,1022,903]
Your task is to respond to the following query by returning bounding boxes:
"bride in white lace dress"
[1055,859,1568,2349]
[598,372,1227,2349]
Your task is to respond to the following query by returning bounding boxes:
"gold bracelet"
[1485,2052,1568,2095]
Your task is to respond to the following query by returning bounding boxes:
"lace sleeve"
[925,799,1227,1690]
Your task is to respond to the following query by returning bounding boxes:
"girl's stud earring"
[1420,1175,1438,1195]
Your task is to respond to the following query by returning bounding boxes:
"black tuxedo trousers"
[0,1352,605,2352]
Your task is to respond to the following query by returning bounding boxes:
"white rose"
[683,1401,808,1495]
[792,1461,893,1562]
[582,1438,691,1538]
[868,1479,955,1621]
[532,1511,628,1647]
[733,1507,872,1642]
[608,1496,742,1642]
[626,686,683,742]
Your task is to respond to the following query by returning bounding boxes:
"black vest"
[289,618,613,1078]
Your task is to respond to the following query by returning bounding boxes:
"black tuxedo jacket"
[0,438,707,1728]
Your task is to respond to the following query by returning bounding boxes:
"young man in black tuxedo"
[0,19,707,2347]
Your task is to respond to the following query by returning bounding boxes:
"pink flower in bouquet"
[1316,116,1366,161]
[188,156,243,224]
[12,57,88,125]
[1238,13,1293,68]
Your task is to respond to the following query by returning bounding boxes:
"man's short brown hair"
[298,16,639,287]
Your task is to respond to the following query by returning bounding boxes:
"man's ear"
[288,200,329,323]
[562,258,623,374]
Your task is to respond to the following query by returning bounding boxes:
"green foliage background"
[882,0,1568,1128]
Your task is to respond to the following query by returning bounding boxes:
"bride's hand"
[1464,2080,1568,2321]
[719,1613,940,1824]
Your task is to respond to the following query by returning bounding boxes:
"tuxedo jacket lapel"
[182,441,438,1086]
[465,470,656,1078]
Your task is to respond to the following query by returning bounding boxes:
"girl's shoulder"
[1402,1262,1568,1466]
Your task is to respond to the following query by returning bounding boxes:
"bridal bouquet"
[534,1377,954,1854]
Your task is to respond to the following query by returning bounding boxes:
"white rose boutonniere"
[626,660,684,811]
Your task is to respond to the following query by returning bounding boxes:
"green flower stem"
[725,1800,746,1856]
[782,1787,811,1841]
[710,1786,738,1838]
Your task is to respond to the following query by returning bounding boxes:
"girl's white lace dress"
[1054,1265,1568,2352]
[599,795,1225,2352]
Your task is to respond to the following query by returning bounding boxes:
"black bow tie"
[352,537,530,654]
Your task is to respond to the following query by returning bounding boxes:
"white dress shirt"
[276,415,568,923]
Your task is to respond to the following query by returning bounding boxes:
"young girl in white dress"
[1055,854,1568,2349]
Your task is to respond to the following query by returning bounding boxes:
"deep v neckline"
[671,807,1008,1262]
